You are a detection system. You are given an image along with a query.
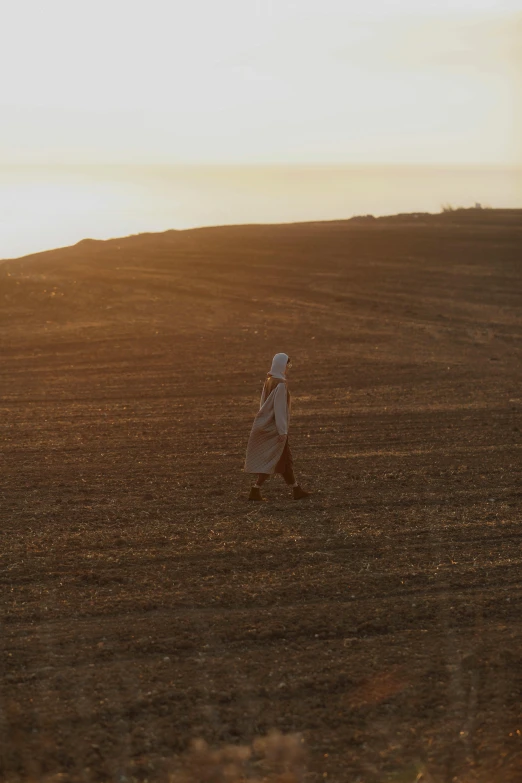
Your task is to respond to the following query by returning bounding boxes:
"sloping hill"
[1,210,521,781]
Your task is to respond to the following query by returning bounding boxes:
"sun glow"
[0,173,128,258]
[1,0,520,165]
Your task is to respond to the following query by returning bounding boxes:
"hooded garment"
[244,353,290,475]
[267,352,289,381]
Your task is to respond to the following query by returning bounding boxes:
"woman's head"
[269,353,291,379]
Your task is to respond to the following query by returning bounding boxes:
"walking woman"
[245,353,310,501]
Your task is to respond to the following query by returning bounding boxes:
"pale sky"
[1,0,521,165]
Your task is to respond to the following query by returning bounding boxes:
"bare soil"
[1,209,522,782]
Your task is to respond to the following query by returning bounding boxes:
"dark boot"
[293,485,311,500]
[248,485,265,502]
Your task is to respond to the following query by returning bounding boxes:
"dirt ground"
[1,209,521,782]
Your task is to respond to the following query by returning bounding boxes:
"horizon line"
[1,161,521,169]
[4,205,521,264]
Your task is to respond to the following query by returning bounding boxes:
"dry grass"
[171,732,305,783]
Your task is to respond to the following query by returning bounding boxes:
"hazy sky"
[1,0,520,164]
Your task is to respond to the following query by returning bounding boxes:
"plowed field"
[1,210,521,782]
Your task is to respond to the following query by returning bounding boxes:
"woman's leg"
[281,464,296,486]
[276,440,297,486]
[278,441,310,498]
[249,473,269,501]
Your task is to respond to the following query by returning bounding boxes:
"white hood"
[268,353,289,380]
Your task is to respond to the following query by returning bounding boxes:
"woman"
[244,352,310,501]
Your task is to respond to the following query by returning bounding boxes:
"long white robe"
[244,381,289,474]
